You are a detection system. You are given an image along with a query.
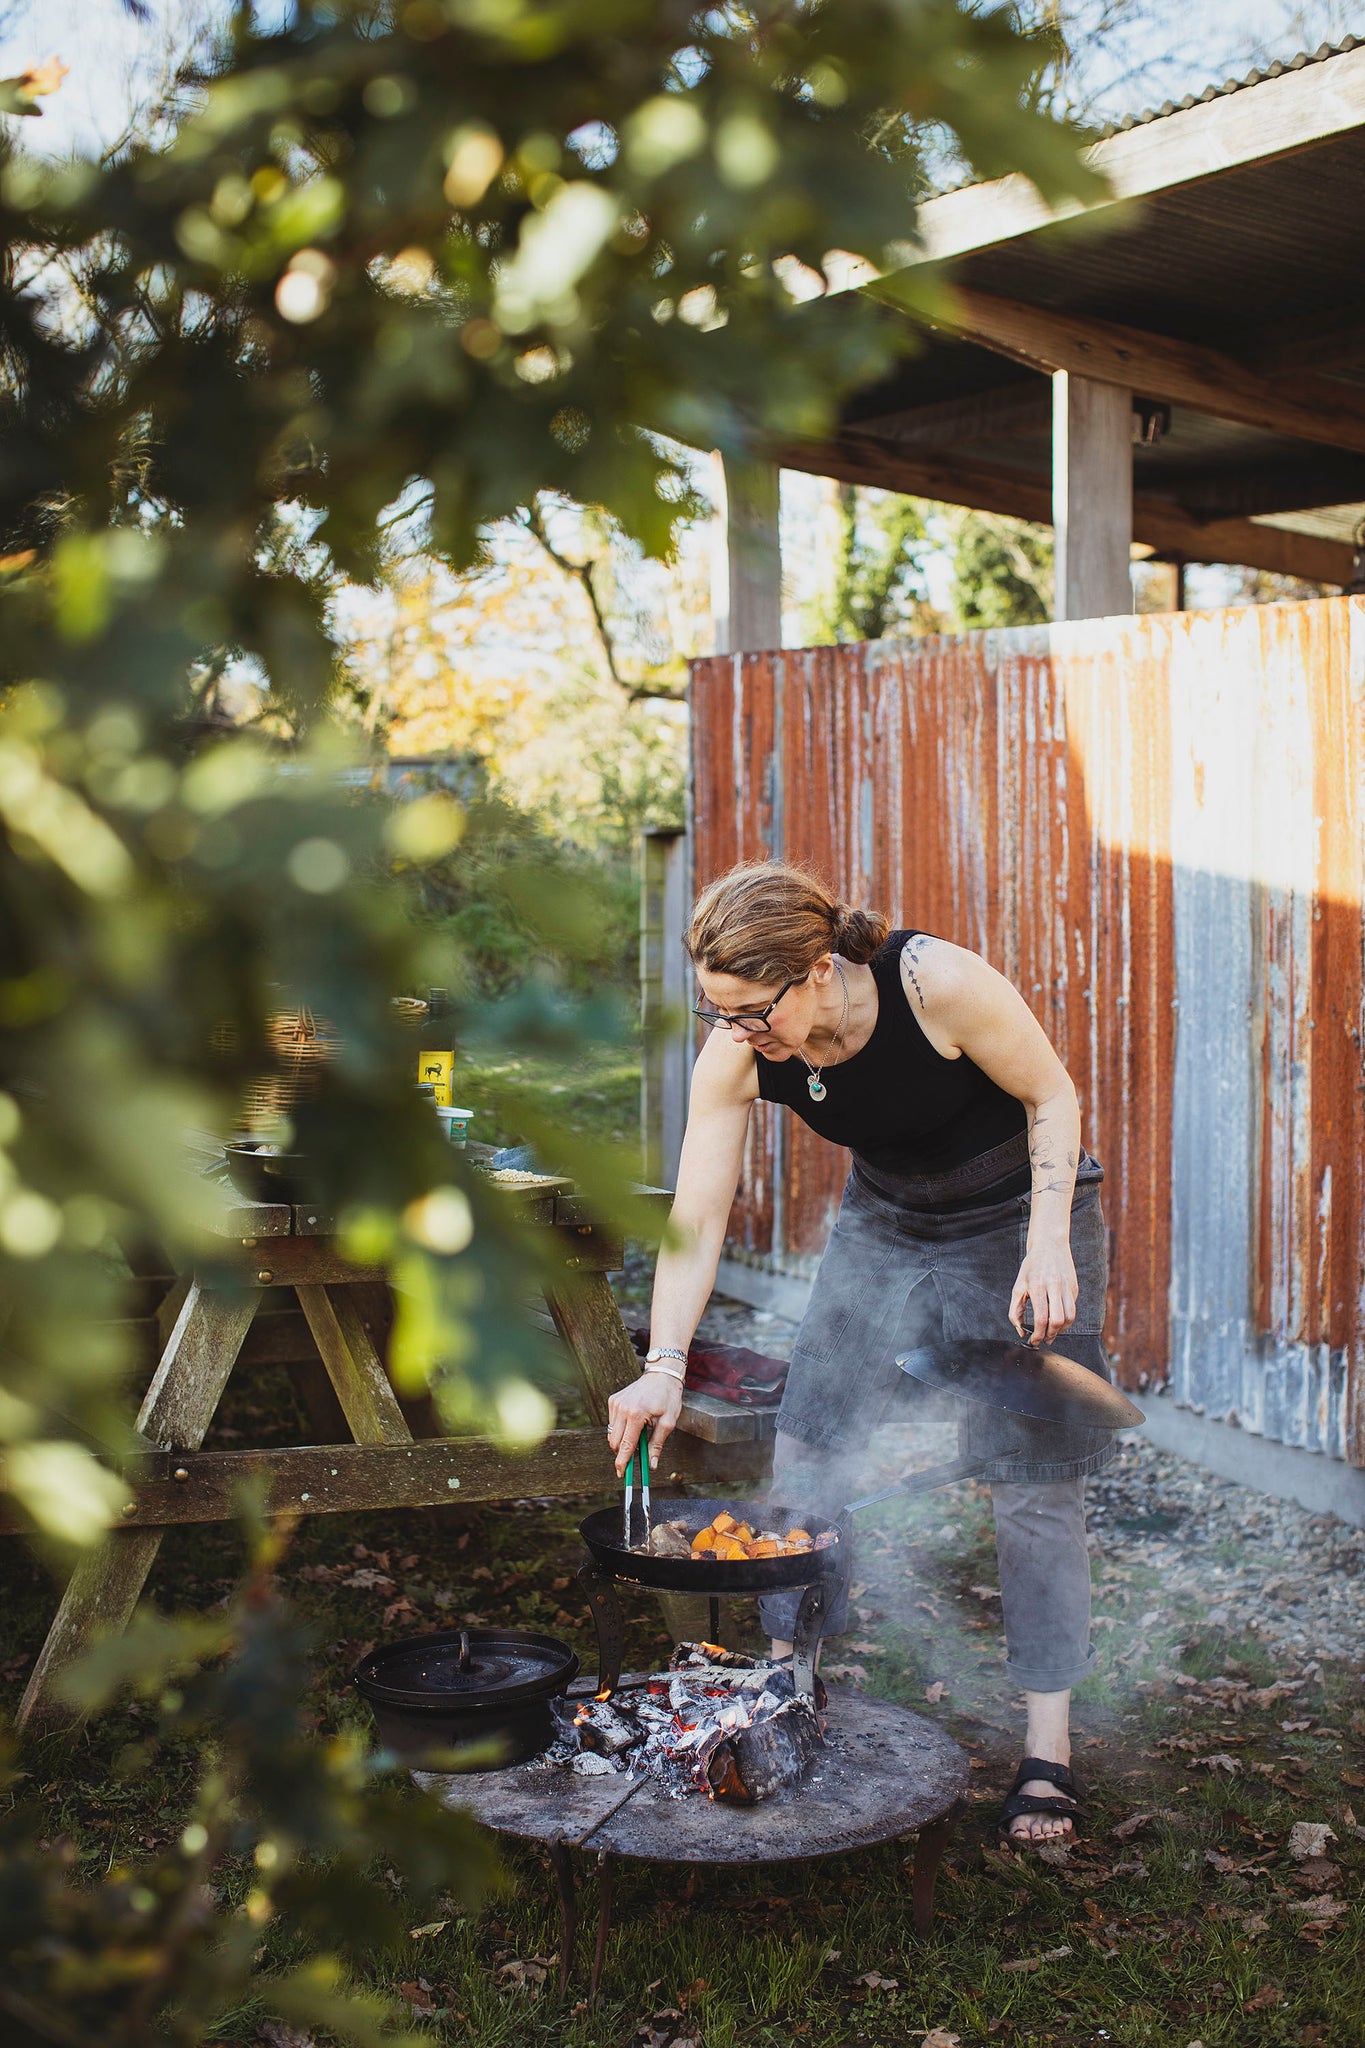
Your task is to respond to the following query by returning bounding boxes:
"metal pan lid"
[353,1627,579,1710]
[897,1339,1145,1430]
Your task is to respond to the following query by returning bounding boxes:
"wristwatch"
[644,1345,687,1383]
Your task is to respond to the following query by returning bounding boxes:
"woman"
[607,861,1114,1847]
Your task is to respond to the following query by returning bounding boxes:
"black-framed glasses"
[692,975,800,1033]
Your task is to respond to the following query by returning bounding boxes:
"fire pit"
[417,1680,967,1995]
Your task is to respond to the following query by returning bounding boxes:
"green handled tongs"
[622,1432,651,1547]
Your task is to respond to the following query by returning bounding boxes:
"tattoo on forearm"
[901,935,932,1012]
[1027,1105,1071,1196]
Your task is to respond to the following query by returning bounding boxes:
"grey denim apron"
[775,1136,1115,1486]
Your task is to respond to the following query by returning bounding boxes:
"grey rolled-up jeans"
[757,1142,1111,1694]
[757,1433,1095,1693]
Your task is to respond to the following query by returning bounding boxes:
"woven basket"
[240,1010,340,1131]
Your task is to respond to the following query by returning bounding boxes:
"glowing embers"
[547,1643,825,1802]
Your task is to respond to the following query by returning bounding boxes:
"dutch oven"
[353,1626,579,1766]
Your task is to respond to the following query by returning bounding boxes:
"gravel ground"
[690,1289,1365,1680]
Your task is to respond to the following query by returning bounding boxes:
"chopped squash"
[711,1510,737,1535]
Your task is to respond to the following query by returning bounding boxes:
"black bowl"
[224,1143,314,1205]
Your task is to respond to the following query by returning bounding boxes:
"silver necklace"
[800,961,849,1102]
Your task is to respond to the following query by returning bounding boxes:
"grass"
[4,1391,1362,2047]
[445,1037,644,1171]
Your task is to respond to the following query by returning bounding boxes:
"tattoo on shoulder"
[900,934,934,1013]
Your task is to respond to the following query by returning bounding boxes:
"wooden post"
[715,456,782,653]
[17,1282,260,1736]
[1052,371,1133,620]
[640,828,689,1188]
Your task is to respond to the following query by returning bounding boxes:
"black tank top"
[754,929,1028,1185]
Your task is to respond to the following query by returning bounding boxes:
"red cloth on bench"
[629,1327,788,1406]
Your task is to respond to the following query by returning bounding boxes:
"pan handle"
[840,1449,1019,1519]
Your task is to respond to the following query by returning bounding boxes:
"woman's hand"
[1009,1236,1078,1346]
[607,1372,684,1477]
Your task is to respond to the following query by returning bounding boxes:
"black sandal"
[999,1757,1082,1844]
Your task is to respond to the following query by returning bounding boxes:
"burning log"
[707,1705,825,1803]
[545,1646,825,1800]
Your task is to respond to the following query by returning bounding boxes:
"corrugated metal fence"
[689,598,1365,1466]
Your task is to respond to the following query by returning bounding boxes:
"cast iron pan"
[578,1499,842,1595]
[898,1339,1145,1429]
[353,1626,580,1766]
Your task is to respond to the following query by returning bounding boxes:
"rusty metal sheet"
[689,597,1365,1466]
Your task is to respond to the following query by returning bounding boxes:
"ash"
[546,1644,824,1801]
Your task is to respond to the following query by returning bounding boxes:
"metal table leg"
[910,1806,958,1936]
[548,1840,576,1995]
[590,1850,614,2000]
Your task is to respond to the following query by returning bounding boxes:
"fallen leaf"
[1241,1911,1269,1936]
[342,1567,396,1592]
[854,1972,899,1992]
[924,1681,949,1704]
[849,1640,886,1655]
[825,1663,869,1685]
[1188,1753,1241,1775]
[551,1575,570,1591]
[1204,1848,1238,1874]
[1288,1822,1336,1860]
[922,2032,961,2047]
[969,1585,1000,1602]
[257,2026,315,2048]
[1280,1718,1313,1732]
[1243,1984,1282,2011]
[1112,1810,1182,1839]
[399,1980,435,2012]
[1287,1896,1346,1920]
[409,1920,448,1939]
[497,1956,552,1990]
[1002,1945,1073,1974]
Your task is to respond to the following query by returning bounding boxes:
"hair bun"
[832,904,891,965]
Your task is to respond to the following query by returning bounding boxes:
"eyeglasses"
[692,976,800,1033]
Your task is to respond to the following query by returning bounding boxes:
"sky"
[3,0,1364,162]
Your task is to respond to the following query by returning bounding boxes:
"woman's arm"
[606,1034,756,1476]
[900,937,1082,1345]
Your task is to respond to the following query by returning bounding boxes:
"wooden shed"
[681,38,1365,1523]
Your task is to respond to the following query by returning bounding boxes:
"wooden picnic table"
[16,1170,774,1736]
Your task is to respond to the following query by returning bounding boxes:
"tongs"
[622,1433,651,1548]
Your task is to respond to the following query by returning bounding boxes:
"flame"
[593,1687,612,1703]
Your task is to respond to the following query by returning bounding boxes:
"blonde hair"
[685,861,890,984]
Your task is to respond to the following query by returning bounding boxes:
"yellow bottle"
[418,1049,455,1106]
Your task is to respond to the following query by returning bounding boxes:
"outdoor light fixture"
[1131,399,1171,444]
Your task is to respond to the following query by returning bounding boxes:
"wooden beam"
[770,433,1353,586]
[8,1430,772,1530]
[1053,371,1133,620]
[1246,302,1365,379]
[849,378,1051,448]
[896,284,1365,459]
[905,43,1365,266]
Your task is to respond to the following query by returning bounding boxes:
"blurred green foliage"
[0,2,1092,2034]
[0,0,1094,1538]
[1,1512,495,2047]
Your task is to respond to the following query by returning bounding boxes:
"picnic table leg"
[543,1269,711,1647]
[295,1284,413,1444]
[17,1281,260,1738]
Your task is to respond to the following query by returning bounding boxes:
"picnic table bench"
[16,1170,774,1736]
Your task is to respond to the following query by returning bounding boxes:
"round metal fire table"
[417,1684,968,1996]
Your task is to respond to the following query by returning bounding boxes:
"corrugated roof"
[1095,33,1363,138]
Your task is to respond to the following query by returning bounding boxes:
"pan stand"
[576,1563,627,1696]
[548,1840,619,2000]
